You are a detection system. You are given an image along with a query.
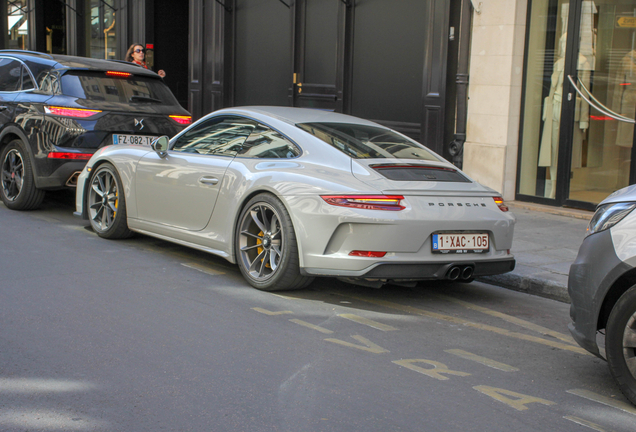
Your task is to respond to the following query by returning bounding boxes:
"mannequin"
[538,34,590,198]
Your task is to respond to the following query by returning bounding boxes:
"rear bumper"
[301,258,515,279]
[35,160,88,189]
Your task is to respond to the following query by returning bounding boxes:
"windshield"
[297,122,440,160]
[61,71,179,105]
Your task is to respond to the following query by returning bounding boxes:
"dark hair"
[125,43,144,62]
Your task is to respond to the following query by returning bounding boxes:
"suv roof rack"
[0,50,54,59]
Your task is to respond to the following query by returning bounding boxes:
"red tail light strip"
[47,152,93,160]
[349,251,387,258]
[105,71,132,78]
[170,115,192,125]
[321,195,405,211]
[44,106,102,118]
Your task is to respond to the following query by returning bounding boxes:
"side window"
[0,58,22,92]
[21,65,35,90]
[236,124,300,159]
[171,116,255,157]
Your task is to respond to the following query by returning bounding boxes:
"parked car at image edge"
[0,50,191,210]
[75,106,515,291]
[569,184,636,406]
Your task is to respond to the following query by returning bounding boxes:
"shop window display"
[519,0,636,206]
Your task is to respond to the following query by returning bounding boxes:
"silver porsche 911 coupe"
[75,106,515,291]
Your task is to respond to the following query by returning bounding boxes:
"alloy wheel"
[1,149,24,201]
[88,168,119,231]
[238,203,284,281]
[623,312,636,378]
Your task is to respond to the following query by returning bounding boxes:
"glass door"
[567,0,636,206]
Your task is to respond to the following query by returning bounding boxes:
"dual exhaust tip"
[446,265,474,281]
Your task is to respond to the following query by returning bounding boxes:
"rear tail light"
[44,106,102,118]
[105,71,132,78]
[170,115,192,125]
[321,195,405,211]
[493,196,509,212]
[349,251,387,258]
[47,152,93,160]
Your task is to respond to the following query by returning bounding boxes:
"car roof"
[215,106,386,128]
[0,50,158,78]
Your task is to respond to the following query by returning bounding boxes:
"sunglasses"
[134,48,145,53]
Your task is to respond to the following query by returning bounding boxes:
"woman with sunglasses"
[125,43,166,78]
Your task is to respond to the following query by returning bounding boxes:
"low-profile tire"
[235,193,313,291]
[0,139,45,210]
[606,285,636,406]
[87,163,133,239]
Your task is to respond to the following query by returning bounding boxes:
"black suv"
[0,50,191,210]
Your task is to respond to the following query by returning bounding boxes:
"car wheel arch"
[598,268,636,331]
[230,188,302,266]
[0,126,40,181]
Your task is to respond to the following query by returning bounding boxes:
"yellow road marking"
[338,314,397,331]
[445,349,519,372]
[251,307,294,316]
[567,389,636,415]
[181,262,225,275]
[393,359,471,381]
[325,335,389,353]
[269,293,299,300]
[289,319,334,334]
[436,294,576,344]
[474,385,556,411]
[331,292,590,355]
[563,416,608,432]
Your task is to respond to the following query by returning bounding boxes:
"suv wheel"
[0,139,45,210]
[606,285,636,405]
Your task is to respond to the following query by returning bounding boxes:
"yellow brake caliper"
[256,231,271,268]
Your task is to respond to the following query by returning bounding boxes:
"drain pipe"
[448,0,473,169]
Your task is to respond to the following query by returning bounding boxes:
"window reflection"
[7,0,29,50]
[172,117,255,157]
[90,0,116,59]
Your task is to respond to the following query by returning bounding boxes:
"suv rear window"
[60,71,179,105]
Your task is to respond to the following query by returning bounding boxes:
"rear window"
[60,71,179,105]
[297,122,440,161]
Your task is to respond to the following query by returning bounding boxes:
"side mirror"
[151,135,170,158]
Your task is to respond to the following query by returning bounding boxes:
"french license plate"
[112,134,157,146]
[432,233,489,254]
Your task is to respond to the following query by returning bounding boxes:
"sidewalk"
[478,201,592,303]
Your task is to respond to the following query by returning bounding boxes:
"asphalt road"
[1,192,635,432]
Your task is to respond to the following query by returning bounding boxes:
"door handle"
[199,176,219,185]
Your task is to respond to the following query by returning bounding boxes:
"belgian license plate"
[432,233,489,254]
[112,134,157,146]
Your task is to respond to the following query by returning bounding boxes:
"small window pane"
[0,58,22,92]
[21,65,34,90]
[237,124,300,158]
[172,116,255,157]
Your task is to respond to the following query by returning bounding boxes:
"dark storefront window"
[89,0,116,59]
[7,0,29,50]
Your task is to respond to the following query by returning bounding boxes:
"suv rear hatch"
[44,70,190,149]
